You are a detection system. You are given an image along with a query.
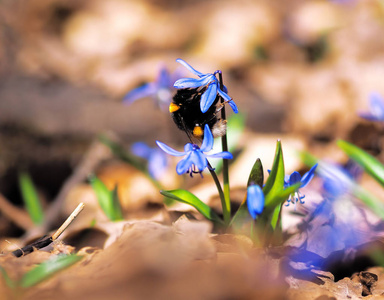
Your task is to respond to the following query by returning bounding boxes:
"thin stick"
[52,203,84,241]
[12,203,85,257]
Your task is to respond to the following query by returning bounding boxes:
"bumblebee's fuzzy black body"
[170,88,226,139]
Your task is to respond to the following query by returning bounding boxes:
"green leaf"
[111,185,124,221]
[18,172,44,225]
[20,255,82,288]
[270,204,282,230]
[247,158,264,187]
[89,175,123,221]
[370,247,384,267]
[160,189,223,224]
[354,184,384,219]
[230,195,251,230]
[299,151,318,167]
[261,141,302,211]
[0,266,16,289]
[263,140,285,206]
[337,139,384,187]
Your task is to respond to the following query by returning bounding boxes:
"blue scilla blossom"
[123,66,179,111]
[284,164,318,207]
[156,124,233,176]
[131,142,168,180]
[247,184,265,219]
[317,160,362,199]
[173,58,238,114]
[287,163,370,261]
[286,196,374,262]
[359,93,384,122]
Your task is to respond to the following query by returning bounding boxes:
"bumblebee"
[169,87,227,140]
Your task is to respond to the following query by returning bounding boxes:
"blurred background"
[0,0,384,236]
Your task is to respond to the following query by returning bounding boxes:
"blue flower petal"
[200,124,214,152]
[359,112,378,121]
[148,150,167,180]
[174,75,214,89]
[176,58,205,77]
[206,151,233,159]
[131,142,152,159]
[300,163,318,188]
[217,88,232,102]
[176,152,194,174]
[322,177,346,198]
[229,101,239,114]
[247,185,265,219]
[318,162,354,197]
[190,150,208,172]
[228,100,239,114]
[156,141,186,156]
[157,67,171,88]
[284,174,290,184]
[289,171,302,186]
[200,82,218,113]
[217,88,238,113]
[184,143,194,152]
[123,83,157,104]
[370,93,384,120]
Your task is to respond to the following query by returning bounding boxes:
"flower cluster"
[156,124,232,176]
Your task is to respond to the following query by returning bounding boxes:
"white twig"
[52,203,85,241]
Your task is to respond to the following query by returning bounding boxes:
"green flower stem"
[250,220,255,240]
[250,220,264,247]
[207,162,230,225]
[218,72,232,226]
[221,127,232,222]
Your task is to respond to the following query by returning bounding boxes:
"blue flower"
[123,66,179,111]
[284,164,318,207]
[131,142,168,180]
[359,93,384,121]
[317,160,362,199]
[173,58,238,114]
[156,124,233,176]
[247,184,265,219]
